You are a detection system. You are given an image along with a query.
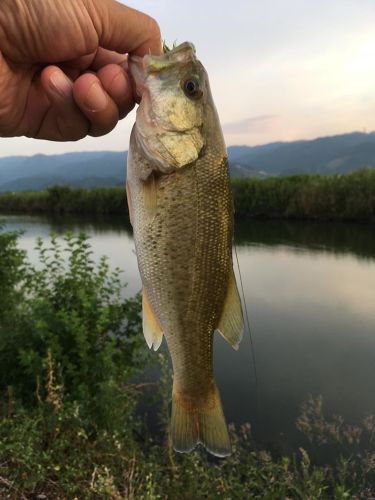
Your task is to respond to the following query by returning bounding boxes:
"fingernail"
[49,71,72,98]
[84,82,108,112]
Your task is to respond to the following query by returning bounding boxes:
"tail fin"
[171,383,231,457]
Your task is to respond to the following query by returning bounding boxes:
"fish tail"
[171,383,231,457]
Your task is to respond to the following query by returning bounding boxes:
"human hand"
[0,0,161,141]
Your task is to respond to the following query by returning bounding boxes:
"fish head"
[130,42,208,173]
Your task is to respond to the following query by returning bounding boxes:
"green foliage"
[232,168,375,221]
[296,395,375,489]
[0,230,374,498]
[0,229,147,428]
[1,401,374,498]
[0,228,29,393]
[0,185,128,216]
[0,400,141,497]
[0,226,26,323]
[0,168,374,221]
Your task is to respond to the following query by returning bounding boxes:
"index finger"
[86,0,162,57]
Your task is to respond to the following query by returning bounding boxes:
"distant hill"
[227,132,375,176]
[1,131,375,192]
[0,152,127,192]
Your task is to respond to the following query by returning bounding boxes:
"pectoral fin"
[142,174,157,221]
[125,182,134,226]
[216,270,244,350]
[142,290,163,351]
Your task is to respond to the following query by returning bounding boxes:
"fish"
[126,42,244,457]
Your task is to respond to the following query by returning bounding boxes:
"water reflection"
[236,219,375,260]
[1,214,375,453]
[227,243,375,452]
[1,214,141,296]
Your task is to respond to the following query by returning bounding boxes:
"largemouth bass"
[127,42,243,457]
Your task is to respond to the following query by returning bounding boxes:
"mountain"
[1,132,375,192]
[227,132,375,176]
[0,152,127,192]
[0,149,259,191]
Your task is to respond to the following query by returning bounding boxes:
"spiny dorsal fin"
[216,269,244,350]
[142,290,163,351]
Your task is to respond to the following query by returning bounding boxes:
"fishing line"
[234,241,261,428]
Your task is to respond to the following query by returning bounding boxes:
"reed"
[0,169,374,221]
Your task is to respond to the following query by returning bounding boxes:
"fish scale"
[127,42,244,456]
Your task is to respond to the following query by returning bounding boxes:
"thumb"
[87,0,162,56]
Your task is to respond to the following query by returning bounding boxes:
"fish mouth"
[129,42,196,100]
[129,42,205,171]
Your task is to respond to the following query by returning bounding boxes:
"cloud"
[222,115,279,135]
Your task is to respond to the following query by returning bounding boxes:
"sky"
[1,0,375,157]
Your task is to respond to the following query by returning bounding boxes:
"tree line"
[0,168,374,221]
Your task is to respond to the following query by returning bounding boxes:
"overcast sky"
[1,0,375,157]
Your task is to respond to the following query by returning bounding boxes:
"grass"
[232,168,375,221]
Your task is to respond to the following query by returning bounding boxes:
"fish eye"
[182,77,202,100]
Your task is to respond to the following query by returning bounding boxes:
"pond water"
[1,214,375,454]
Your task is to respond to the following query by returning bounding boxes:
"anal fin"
[216,269,244,350]
[142,290,163,351]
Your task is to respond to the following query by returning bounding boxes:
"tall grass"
[0,169,374,221]
[0,185,128,216]
[232,168,375,221]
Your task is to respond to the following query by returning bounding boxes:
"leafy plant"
[0,231,148,427]
[0,226,26,321]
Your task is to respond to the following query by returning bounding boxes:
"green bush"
[0,230,147,424]
[0,226,26,324]
[1,395,374,498]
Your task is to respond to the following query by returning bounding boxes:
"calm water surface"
[1,214,375,453]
